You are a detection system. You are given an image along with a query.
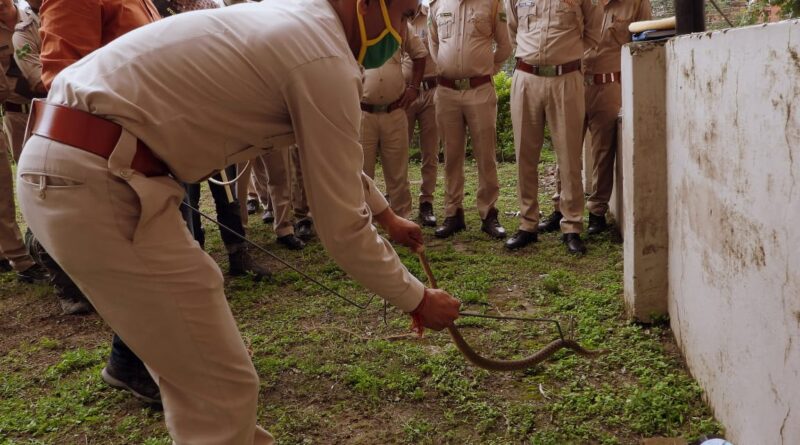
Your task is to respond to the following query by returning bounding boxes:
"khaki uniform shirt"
[428,0,513,79]
[402,6,438,83]
[583,0,651,74]
[48,0,425,312]
[506,0,602,66]
[362,24,428,106]
[0,5,33,104]
[12,6,42,92]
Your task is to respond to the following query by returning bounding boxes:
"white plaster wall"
[665,20,800,445]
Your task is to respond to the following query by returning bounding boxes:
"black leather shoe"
[481,208,506,239]
[246,199,259,215]
[587,213,608,236]
[434,208,466,238]
[562,233,587,255]
[538,211,563,233]
[101,363,161,405]
[505,230,538,250]
[261,209,275,224]
[0,259,11,273]
[229,248,271,281]
[295,219,314,241]
[17,263,49,284]
[418,202,437,227]
[277,234,305,250]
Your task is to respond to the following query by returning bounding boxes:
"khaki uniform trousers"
[405,86,439,205]
[17,134,273,445]
[0,135,34,271]
[584,82,621,216]
[361,108,412,218]
[511,70,585,234]
[3,110,27,161]
[434,82,500,219]
[289,146,310,222]
[248,169,272,210]
[249,147,295,237]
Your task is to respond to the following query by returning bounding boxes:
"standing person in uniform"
[580,0,650,234]
[360,22,427,220]
[503,0,601,254]
[12,0,44,97]
[247,146,306,250]
[403,4,440,227]
[17,0,461,442]
[36,0,163,404]
[247,168,272,217]
[0,0,47,282]
[290,145,315,241]
[428,0,512,240]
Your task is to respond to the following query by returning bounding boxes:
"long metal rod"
[181,201,377,309]
[188,200,568,339]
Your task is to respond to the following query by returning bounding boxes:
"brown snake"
[417,251,606,372]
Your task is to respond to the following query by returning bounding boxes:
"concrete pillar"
[619,40,669,322]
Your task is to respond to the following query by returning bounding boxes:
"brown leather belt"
[360,98,403,114]
[515,59,581,77]
[586,72,621,85]
[421,78,438,91]
[437,74,492,91]
[4,102,30,113]
[29,100,169,177]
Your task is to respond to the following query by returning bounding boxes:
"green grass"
[0,154,721,444]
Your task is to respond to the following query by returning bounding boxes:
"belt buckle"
[539,65,557,77]
[374,104,389,113]
[584,74,594,86]
[454,78,470,90]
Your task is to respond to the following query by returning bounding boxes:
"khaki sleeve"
[403,22,428,60]
[581,0,602,52]
[282,57,424,313]
[637,0,653,21]
[492,0,512,73]
[505,0,519,56]
[12,29,42,89]
[427,4,440,68]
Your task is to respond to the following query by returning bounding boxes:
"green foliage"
[741,0,799,24]
[494,71,515,162]
[0,164,721,444]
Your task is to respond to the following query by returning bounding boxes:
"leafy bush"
[494,71,515,162]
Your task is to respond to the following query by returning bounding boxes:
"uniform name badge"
[518,0,535,7]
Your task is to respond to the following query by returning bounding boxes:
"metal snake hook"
[416,249,606,372]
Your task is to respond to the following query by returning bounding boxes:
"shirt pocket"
[609,14,633,46]
[517,1,538,32]
[468,12,493,37]
[555,0,578,27]
[436,13,455,39]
